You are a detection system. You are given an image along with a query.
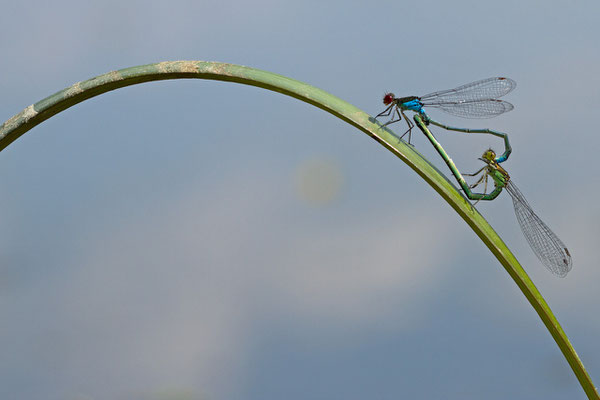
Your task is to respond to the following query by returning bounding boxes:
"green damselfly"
[466,149,572,277]
[413,114,572,277]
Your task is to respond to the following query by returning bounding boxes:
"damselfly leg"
[464,167,489,206]
[376,104,415,143]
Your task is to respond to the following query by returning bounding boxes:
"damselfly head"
[382,93,395,105]
[480,148,497,162]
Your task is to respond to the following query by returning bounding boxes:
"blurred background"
[1,0,599,399]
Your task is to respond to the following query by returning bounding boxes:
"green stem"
[0,61,597,399]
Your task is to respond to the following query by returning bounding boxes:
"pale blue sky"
[1,0,599,399]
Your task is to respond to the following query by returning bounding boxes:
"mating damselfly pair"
[375,77,572,277]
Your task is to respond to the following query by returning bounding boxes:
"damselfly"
[412,115,571,277]
[376,77,515,160]
[465,149,572,277]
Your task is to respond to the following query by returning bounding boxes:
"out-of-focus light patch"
[266,211,453,333]
[295,156,343,206]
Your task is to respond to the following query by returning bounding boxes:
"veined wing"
[505,181,572,277]
[420,77,516,103]
[424,99,514,118]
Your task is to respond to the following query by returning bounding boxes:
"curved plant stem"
[0,61,597,398]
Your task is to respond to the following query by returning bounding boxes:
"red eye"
[383,93,395,105]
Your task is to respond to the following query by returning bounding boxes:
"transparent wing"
[420,77,516,103]
[505,181,572,277]
[424,99,514,118]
